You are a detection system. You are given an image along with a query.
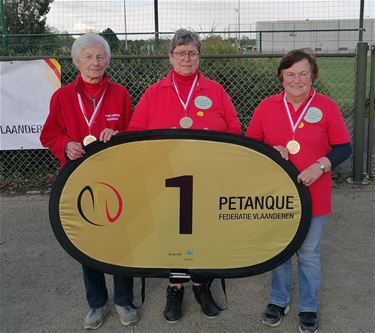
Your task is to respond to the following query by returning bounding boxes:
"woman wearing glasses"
[128,29,241,322]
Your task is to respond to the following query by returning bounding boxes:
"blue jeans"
[268,216,327,312]
[82,265,134,309]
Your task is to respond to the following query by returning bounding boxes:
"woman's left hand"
[99,128,119,143]
[297,163,323,187]
[273,145,289,160]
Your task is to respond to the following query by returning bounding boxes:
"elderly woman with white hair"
[40,33,138,330]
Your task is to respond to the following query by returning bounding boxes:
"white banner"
[0,59,61,150]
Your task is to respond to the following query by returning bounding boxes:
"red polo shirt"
[246,90,351,216]
[128,70,241,134]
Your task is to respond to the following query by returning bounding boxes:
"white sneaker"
[83,304,109,330]
[115,304,139,326]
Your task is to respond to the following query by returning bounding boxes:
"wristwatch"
[316,160,325,172]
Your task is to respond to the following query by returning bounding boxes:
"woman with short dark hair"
[246,48,351,333]
[128,28,242,322]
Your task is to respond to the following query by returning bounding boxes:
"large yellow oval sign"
[50,130,311,279]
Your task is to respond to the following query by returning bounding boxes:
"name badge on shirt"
[194,96,212,110]
[304,107,323,123]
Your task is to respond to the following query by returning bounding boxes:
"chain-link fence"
[0,53,356,191]
[2,0,373,56]
[1,24,374,57]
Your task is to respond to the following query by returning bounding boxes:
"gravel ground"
[0,181,374,333]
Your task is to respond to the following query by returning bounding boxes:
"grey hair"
[71,33,111,66]
[169,29,201,53]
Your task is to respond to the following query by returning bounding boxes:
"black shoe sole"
[201,309,220,319]
[164,317,181,323]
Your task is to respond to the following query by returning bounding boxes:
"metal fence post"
[367,45,375,178]
[0,0,8,52]
[358,0,365,42]
[154,0,159,52]
[352,42,368,183]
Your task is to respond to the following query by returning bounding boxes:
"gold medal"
[179,116,193,129]
[83,135,97,146]
[286,140,300,154]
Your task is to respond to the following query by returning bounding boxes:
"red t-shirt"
[128,70,242,134]
[246,90,351,216]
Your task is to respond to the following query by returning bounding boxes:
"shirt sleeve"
[326,101,351,145]
[326,142,352,168]
[127,89,150,131]
[221,89,242,134]
[245,102,265,142]
[121,88,133,132]
[40,91,72,166]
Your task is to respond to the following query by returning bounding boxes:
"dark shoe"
[163,286,184,323]
[193,284,221,318]
[299,312,319,333]
[262,303,290,327]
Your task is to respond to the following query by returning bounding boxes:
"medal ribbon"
[77,90,106,131]
[172,73,198,114]
[283,90,316,134]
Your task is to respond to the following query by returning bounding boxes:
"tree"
[3,0,54,34]
[202,35,239,54]
[101,28,120,54]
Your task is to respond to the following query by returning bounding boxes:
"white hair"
[71,33,111,66]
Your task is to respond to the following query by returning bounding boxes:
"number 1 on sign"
[165,175,193,234]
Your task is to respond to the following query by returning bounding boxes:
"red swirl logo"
[77,182,123,226]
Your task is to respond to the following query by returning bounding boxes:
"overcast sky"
[47,0,375,36]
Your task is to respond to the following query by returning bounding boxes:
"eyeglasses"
[172,50,200,60]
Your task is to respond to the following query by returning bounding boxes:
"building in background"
[256,19,374,53]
